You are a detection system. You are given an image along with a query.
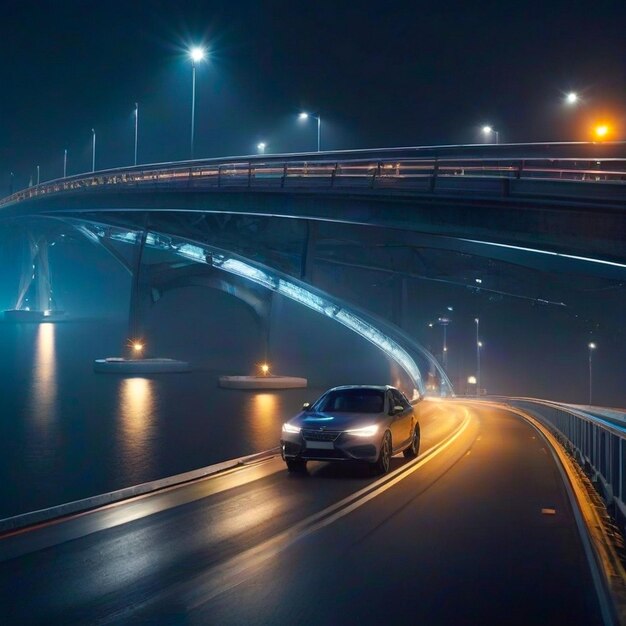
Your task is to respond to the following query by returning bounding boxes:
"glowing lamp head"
[132,342,144,353]
[299,112,309,120]
[588,342,596,350]
[565,92,578,104]
[594,125,609,140]
[260,363,270,376]
[482,125,493,135]
[189,46,206,63]
[257,142,266,151]
[468,376,477,385]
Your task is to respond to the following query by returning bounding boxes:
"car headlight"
[282,422,301,434]
[344,424,379,437]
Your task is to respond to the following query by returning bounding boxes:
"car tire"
[403,425,420,458]
[371,431,392,475]
[286,458,307,473]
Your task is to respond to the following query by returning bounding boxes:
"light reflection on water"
[117,377,156,482]
[30,323,56,425]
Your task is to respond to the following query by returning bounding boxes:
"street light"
[63,149,67,178]
[482,125,499,144]
[36,165,40,186]
[299,112,321,152]
[257,142,266,154]
[565,91,579,105]
[475,318,481,397]
[588,342,596,405]
[594,124,609,140]
[91,128,96,172]
[134,102,139,166]
[437,316,451,371]
[188,45,207,159]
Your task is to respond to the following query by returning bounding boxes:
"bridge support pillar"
[4,230,60,321]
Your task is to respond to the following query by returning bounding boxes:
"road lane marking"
[541,508,557,515]
[109,411,474,618]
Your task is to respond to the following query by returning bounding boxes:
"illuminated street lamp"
[134,102,139,166]
[482,125,499,144]
[475,318,481,397]
[259,362,270,376]
[257,142,266,154]
[91,128,96,172]
[437,316,451,371]
[588,342,596,405]
[188,45,207,159]
[63,149,67,178]
[299,112,321,152]
[565,91,579,105]
[594,124,609,141]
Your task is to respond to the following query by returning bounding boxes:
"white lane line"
[177,413,473,611]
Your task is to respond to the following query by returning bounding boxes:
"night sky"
[0,1,624,404]
[1,0,625,188]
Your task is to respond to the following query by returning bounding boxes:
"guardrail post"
[429,159,439,193]
[331,162,338,187]
[281,163,288,188]
[218,165,222,188]
[371,162,381,189]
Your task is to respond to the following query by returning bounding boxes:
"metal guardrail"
[508,398,626,525]
[1,144,626,209]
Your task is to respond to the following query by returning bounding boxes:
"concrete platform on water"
[219,375,307,390]
[94,358,191,374]
[3,309,66,322]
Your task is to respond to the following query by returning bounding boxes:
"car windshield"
[314,389,385,413]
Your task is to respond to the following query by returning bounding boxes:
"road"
[0,400,605,625]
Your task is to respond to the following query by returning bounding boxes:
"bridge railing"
[508,398,626,527]
[2,151,626,208]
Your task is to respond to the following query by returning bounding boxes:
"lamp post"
[482,125,499,144]
[9,171,14,195]
[257,142,266,154]
[188,46,207,159]
[437,316,450,371]
[299,112,321,152]
[134,102,139,166]
[475,318,481,396]
[91,128,96,172]
[63,149,67,178]
[36,165,40,186]
[588,342,596,405]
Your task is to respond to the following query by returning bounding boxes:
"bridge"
[1,143,625,624]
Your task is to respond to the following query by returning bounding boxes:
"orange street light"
[593,124,610,140]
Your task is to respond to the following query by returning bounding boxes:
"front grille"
[302,429,341,442]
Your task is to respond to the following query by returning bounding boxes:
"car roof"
[326,385,395,392]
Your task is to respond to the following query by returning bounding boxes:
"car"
[280,385,420,474]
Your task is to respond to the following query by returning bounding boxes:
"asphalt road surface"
[0,400,604,625]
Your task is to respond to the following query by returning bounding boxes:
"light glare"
[189,46,206,63]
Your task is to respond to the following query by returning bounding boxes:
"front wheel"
[286,458,307,473]
[403,425,420,458]
[371,431,392,475]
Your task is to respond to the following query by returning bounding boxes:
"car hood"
[289,411,385,431]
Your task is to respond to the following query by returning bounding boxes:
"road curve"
[0,401,605,625]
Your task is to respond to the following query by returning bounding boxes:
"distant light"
[475,278,483,284]
[132,342,144,353]
[447,306,453,311]
[443,346,448,352]
[588,342,596,350]
[565,92,579,104]
[482,126,493,134]
[189,46,206,63]
[478,341,483,348]
[257,142,266,153]
[428,322,434,327]
[260,362,270,376]
[468,376,477,385]
[474,318,479,323]
[43,309,51,317]
[594,124,609,139]
[299,112,309,120]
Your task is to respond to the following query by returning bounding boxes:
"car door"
[391,389,412,447]
[386,390,403,447]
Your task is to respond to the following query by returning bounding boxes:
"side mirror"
[390,405,404,415]
[302,402,311,411]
